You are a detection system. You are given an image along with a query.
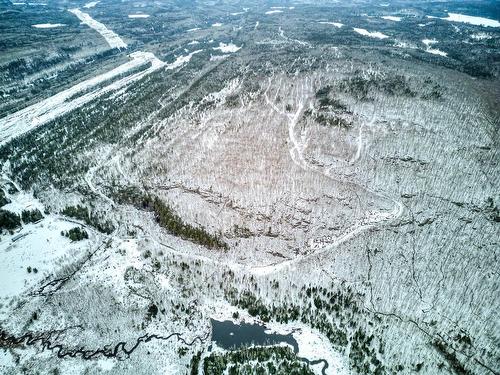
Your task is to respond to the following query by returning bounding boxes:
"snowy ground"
[265,10,283,15]
[422,39,447,57]
[1,2,498,374]
[83,1,99,9]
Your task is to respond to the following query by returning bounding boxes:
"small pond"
[211,318,298,352]
[210,319,329,375]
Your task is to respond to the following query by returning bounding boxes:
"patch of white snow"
[213,42,241,53]
[32,23,66,28]
[128,14,149,19]
[381,16,401,21]
[318,21,343,28]
[353,27,389,39]
[441,13,500,27]
[83,1,99,8]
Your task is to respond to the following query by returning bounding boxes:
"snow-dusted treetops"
[0,0,499,374]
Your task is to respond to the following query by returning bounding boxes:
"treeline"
[142,195,228,250]
[65,61,153,102]
[0,190,10,207]
[202,346,314,375]
[1,48,118,83]
[0,208,44,232]
[114,187,228,250]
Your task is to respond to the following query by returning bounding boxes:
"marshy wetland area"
[0,0,499,374]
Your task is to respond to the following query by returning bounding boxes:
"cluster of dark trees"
[0,209,21,231]
[339,72,416,100]
[114,187,228,250]
[21,209,43,224]
[0,189,10,207]
[61,205,114,234]
[0,208,43,233]
[315,86,348,111]
[140,195,228,250]
[61,227,88,241]
[484,197,499,223]
[304,86,353,129]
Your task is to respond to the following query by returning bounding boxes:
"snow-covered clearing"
[393,40,417,49]
[32,23,66,28]
[210,55,228,61]
[440,13,500,28]
[83,1,99,8]
[265,10,283,15]
[425,48,447,57]
[0,52,165,146]
[213,42,241,53]
[128,14,149,19]
[470,32,492,40]
[0,178,92,305]
[166,50,202,71]
[422,39,447,56]
[422,39,438,47]
[381,16,401,21]
[0,217,90,300]
[69,8,127,49]
[353,28,389,39]
[318,21,343,28]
